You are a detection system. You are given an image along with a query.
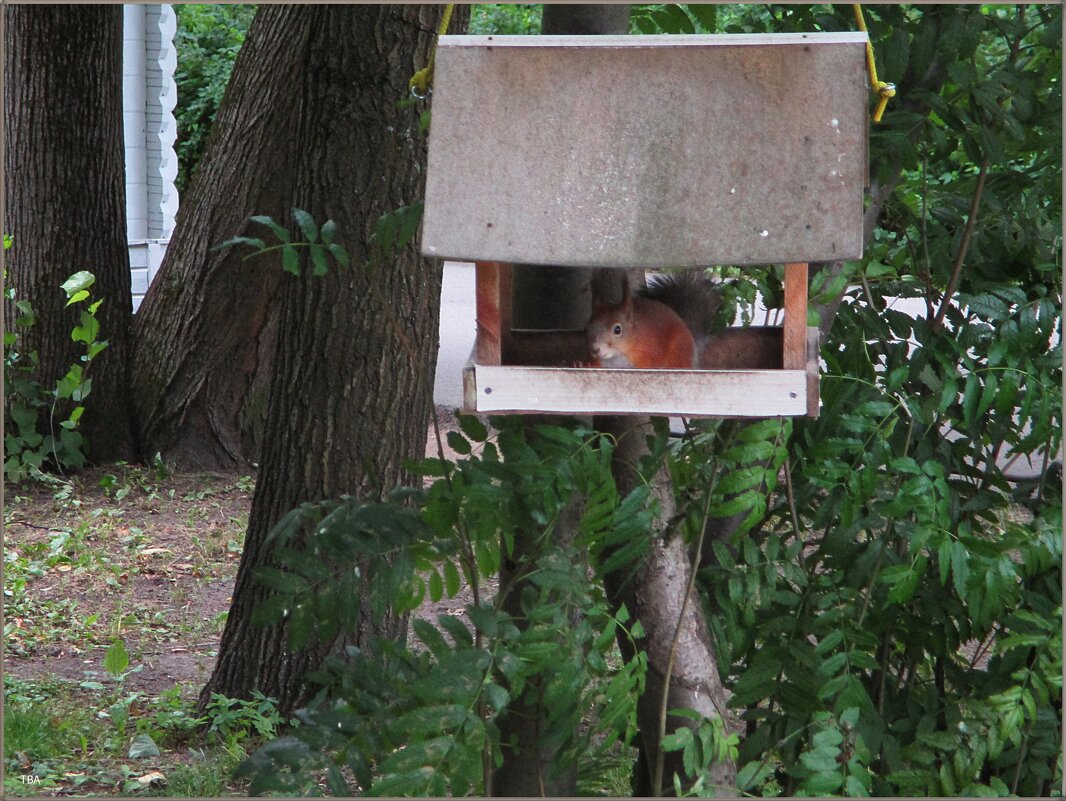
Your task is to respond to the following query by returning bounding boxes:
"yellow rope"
[852,4,895,123]
[409,4,455,98]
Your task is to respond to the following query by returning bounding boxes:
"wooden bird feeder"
[421,33,869,418]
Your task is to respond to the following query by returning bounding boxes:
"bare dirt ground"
[4,467,250,697]
[3,407,476,699]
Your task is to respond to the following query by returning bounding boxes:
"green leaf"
[250,214,292,244]
[71,313,100,345]
[731,649,782,706]
[446,430,471,455]
[457,414,488,442]
[57,429,85,465]
[327,243,351,268]
[128,733,161,759]
[61,271,95,297]
[951,540,970,598]
[326,764,349,796]
[10,403,38,432]
[395,201,424,249]
[737,759,774,791]
[104,639,130,677]
[436,612,472,648]
[938,537,952,585]
[250,594,293,627]
[281,245,300,276]
[286,602,315,650]
[976,372,998,419]
[54,365,84,399]
[688,4,717,32]
[59,405,86,430]
[801,767,843,794]
[467,604,499,637]
[371,202,424,259]
[632,14,656,34]
[86,341,109,360]
[661,727,692,752]
[412,617,450,658]
[428,569,443,603]
[813,726,844,749]
[215,235,267,252]
[483,682,509,713]
[394,704,469,734]
[320,219,337,246]
[657,4,695,33]
[254,566,310,594]
[293,208,318,243]
[65,289,90,307]
[882,560,923,606]
[309,244,329,277]
[880,27,910,83]
[443,559,461,597]
[369,767,435,797]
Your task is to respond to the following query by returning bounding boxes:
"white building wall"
[144,5,179,241]
[122,5,148,243]
[123,4,178,312]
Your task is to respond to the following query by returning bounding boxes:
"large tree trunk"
[3,5,136,461]
[129,6,297,470]
[197,4,460,717]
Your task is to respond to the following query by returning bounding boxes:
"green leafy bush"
[173,4,256,195]
[238,419,655,795]
[469,5,542,35]
[702,286,1061,795]
[630,4,718,34]
[4,266,110,483]
[203,691,284,743]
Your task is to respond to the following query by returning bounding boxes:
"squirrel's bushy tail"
[641,270,722,338]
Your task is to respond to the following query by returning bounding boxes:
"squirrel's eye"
[613,324,623,336]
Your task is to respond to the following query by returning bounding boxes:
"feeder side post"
[783,262,809,370]
[475,261,508,365]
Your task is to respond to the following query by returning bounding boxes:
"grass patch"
[5,465,259,796]
[2,674,273,797]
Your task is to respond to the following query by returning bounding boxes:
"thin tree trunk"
[3,5,135,461]
[197,4,461,717]
[599,417,735,796]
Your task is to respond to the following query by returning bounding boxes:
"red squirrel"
[586,271,721,369]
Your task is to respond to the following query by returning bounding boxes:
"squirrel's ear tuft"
[619,271,632,309]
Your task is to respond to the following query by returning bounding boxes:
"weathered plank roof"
[423,33,868,267]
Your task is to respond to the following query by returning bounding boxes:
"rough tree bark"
[3,5,136,460]
[129,6,301,470]
[196,4,464,716]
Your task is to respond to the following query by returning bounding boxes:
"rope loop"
[408,4,455,99]
[852,4,895,123]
